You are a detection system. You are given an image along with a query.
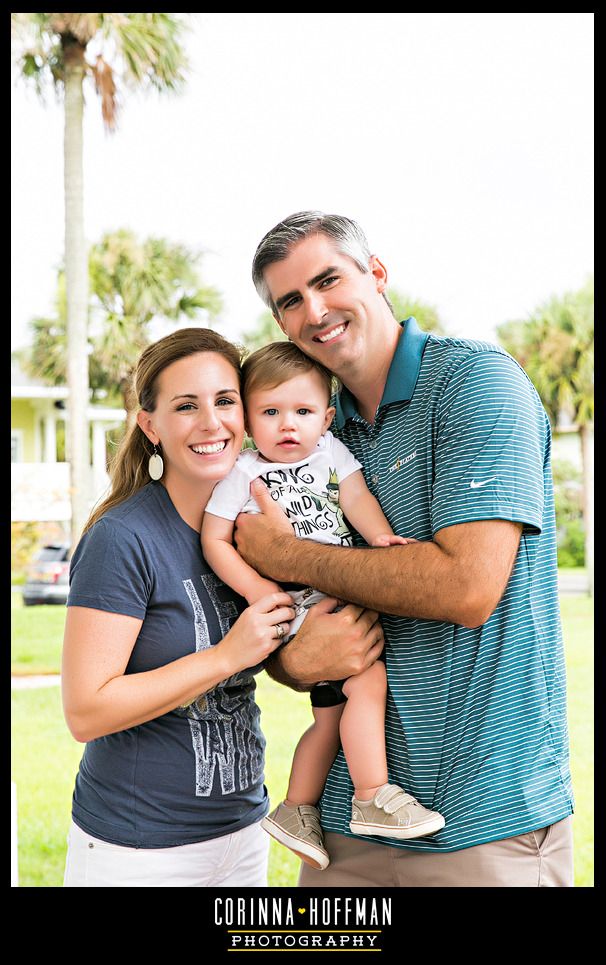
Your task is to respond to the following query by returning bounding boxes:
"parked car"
[22,542,70,606]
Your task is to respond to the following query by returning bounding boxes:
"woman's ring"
[274,623,285,639]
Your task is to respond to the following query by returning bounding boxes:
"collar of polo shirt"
[334,317,430,428]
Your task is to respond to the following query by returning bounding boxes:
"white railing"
[11,463,110,522]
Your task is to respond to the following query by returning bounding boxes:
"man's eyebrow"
[275,266,340,312]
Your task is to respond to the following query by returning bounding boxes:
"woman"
[62,326,383,887]
[61,328,297,887]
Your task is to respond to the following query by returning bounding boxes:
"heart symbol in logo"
[298,908,306,914]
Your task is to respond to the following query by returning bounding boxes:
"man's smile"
[312,321,349,343]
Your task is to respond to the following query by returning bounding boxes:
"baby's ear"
[324,406,336,432]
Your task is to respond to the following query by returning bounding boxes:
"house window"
[11,431,23,463]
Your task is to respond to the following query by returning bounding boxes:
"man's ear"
[369,254,388,295]
[136,409,159,445]
[323,406,336,432]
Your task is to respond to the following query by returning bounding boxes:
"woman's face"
[137,351,245,490]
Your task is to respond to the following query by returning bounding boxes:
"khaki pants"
[299,817,574,887]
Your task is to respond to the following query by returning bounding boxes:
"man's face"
[264,234,388,379]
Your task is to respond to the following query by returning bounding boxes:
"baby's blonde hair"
[241,341,337,404]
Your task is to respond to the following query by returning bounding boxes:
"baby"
[202,341,444,869]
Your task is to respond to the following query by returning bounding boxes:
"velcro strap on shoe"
[298,805,320,817]
[298,805,321,828]
[375,784,418,814]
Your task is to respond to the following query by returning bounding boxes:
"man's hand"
[265,596,385,691]
[234,478,295,580]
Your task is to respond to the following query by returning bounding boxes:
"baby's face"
[245,370,335,463]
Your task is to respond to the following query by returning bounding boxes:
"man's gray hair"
[252,210,390,316]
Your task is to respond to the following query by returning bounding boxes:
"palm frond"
[91,55,118,130]
[112,13,190,93]
[12,12,190,119]
[497,280,593,429]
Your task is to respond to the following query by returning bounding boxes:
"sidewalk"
[11,675,60,689]
[558,571,590,595]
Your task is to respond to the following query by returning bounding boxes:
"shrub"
[552,458,585,567]
[11,522,41,584]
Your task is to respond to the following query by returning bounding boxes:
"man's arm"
[236,480,522,628]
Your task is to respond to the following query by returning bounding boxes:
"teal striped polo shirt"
[321,317,574,852]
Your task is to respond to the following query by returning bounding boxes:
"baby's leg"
[285,704,344,806]
[340,661,388,801]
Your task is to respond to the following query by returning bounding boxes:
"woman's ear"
[136,410,159,446]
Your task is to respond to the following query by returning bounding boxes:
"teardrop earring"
[148,444,164,480]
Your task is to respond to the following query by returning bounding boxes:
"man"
[235,211,574,887]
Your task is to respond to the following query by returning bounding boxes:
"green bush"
[11,522,41,584]
[557,519,585,568]
[553,458,585,568]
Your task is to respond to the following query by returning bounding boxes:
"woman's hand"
[216,591,295,675]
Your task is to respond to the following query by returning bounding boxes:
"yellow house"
[11,362,125,523]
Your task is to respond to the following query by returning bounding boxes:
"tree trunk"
[64,49,90,551]
[579,423,594,597]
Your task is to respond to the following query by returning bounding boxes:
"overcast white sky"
[11,12,593,352]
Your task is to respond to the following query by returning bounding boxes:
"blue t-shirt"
[67,481,269,848]
[319,318,574,851]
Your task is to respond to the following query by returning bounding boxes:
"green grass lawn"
[11,593,593,887]
[11,595,67,674]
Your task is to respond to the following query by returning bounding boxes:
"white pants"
[63,819,269,887]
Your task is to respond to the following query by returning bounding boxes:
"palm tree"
[387,289,449,335]
[241,311,289,352]
[11,13,189,548]
[89,230,222,422]
[497,278,594,595]
[16,228,222,422]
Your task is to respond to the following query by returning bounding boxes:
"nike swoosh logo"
[470,477,496,489]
